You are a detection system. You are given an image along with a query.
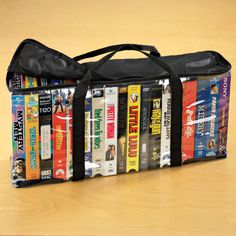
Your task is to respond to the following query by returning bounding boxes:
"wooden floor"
[0,0,235,235]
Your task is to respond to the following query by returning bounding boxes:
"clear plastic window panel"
[10,71,231,187]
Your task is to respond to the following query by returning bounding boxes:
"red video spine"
[182,80,197,161]
[52,90,67,179]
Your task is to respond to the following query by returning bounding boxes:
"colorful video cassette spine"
[25,94,40,180]
[149,85,162,168]
[92,88,105,177]
[182,80,197,161]
[63,80,75,85]
[126,84,141,172]
[117,87,128,174]
[194,79,209,158]
[104,87,118,176]
[24,76,38,88]
[39,92,53,180]
[10,74,24,89]
[39,78,48,86]
[139,85,151,170]
[218,72,231,154]
[205,77,221,156]
[50,79,62,85]
[160,83,171,168]
[52,89,67,179]
[11,95,26,180]
[85,90,92,177]
[65,88,74,180]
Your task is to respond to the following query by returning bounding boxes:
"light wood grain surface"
[0,0,235,235]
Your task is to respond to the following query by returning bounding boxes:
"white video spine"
[160,82,171,168]
[104,87,118,176]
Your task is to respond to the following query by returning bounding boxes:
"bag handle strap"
[73,44,160,61]
[72,45,182,181]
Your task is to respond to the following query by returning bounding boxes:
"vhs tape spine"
[92,88,105,177]
[24,76,38,88]
[104,87,118,176]
[218,72,231,154]
[139,85,151,170]
[65,88,74,179]
[25,94,40,180]
[10,74,24,89]
[126,84,141,172]
[63,80,75,85]
[11,95,26,180]
[39,78,48,86]
[39,92,53,180]
[194,79,209,158]
[206,77,221,156]
[52,89,67,179]
[85,90,92,177]
[160,83,171,168]
[50,79,62,85]
[149,85,162,168]
[117,87,128,173]
[182,80,197,161]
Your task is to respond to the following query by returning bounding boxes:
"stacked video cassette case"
[10,72,231,187]
[11,80,76,187]
[181,72,231,162]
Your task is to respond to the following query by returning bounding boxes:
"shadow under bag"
[6,39,231,187]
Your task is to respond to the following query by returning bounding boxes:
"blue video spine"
[194,79,209,158]
[206,77,221,156]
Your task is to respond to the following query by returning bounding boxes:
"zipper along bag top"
[6,39,231,187]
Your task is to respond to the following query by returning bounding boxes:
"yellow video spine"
[25,94,40,180]
[126,84,141,172]
[24,76,37,88]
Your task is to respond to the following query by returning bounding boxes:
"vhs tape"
[149,85,162,168]
[117,87,128,173]
[25,94,40,180]
[39,92,53,180]
[126,84,141,172]
[11,95,26,181]
[92,88,105,177]
[104,87,118,176]
[139,85,151,170]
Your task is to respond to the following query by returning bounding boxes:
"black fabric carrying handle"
[72,71,91,181]
[90,44,183,166]
[73,44,160,61]
[72,45,182,180]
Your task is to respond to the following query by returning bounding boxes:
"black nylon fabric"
[82,51,231,80]
[7,39,85,87]
[6,40,231,90]
[72,71,91,180]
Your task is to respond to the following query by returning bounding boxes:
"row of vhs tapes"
[10,72,231,186]
[182,72,231,161]
[85,80,171,177]
[11,79,172,184]
[12,88,74,184]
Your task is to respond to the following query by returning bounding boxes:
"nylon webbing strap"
[169,74,183,166]
[73,44,160,61]
[72,71,91,180]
